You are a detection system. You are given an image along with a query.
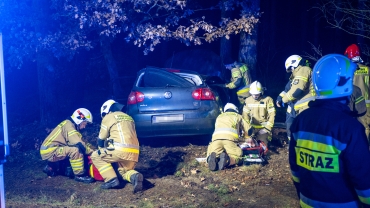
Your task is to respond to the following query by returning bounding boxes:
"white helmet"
[224,103,239,113]
[249,81,263,95]
[285,55,302,71]
[101,99,116,118]
[71,108,93,125]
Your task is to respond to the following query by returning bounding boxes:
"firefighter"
[289,54,370,207]
[276,80,296,143]
[216,62,252,106]
[243,81,276,147]
[90,99,143,193]
[40,108,95,183]
[207,103,251,171]
[349,84,366,118]
[276,55,315,115]
[345,43,370,143]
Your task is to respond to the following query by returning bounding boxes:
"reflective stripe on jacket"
[99,112,140,162]
[243,96,276,131]
[289,100,370,207]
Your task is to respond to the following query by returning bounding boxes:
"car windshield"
[173,72,203,86]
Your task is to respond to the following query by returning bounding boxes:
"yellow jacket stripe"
[44,121,67,147]
[98,164,113,174]
[294,76,308,82]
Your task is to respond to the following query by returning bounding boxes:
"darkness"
[2,0,369,127]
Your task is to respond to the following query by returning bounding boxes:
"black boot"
[207,152,218,171]
[218,152,230,170]
[100,177,120,189]
[74,175,95,183]
[130,173,143,194]
[43,165,57,177]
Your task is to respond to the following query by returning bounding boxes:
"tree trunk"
[33,0,59,126]
[238,0,260,80]
[220,0,233,80]
[100,35,124,99]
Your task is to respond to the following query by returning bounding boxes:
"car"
[126,66,228,138]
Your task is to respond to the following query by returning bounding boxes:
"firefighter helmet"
[101,99,125,118]
[313,54,357,99]
[344,44,360,59]
[101,99,116,118]
[224,103,239,113]
[249,81,263,95]
[285,55,302,71]
[71,108,93,125]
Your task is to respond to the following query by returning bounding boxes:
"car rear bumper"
[130,110,219,138]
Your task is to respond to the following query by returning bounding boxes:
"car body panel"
[126,67,225,138]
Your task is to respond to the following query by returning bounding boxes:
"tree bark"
[220,0,233,80]
[238,0,260,80]
[100,35,124,99]
[33,0,59,126]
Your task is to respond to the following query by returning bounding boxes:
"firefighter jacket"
[349,85,366,117]
[289,99,370,207]
[40,119,92,160]
[225,64,252,90]
[242,95,276,131]
[99,111,139,162]
[211,111,251,142]
[281,65,316,113]
[353,63,370,108]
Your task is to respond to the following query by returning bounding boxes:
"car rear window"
[137,69,196,87]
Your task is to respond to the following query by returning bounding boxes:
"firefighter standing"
[243,81,276,147]
[90,100,143,193]
[276,55,315,115]
[40,108,95,183]
[345,44,370,143]
[276,80,296,143]
[223,62,253,106]
[289,54,370,207]
[207,103,251,171]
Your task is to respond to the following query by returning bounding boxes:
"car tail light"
[127,91,145,104]
[192,88,215,100]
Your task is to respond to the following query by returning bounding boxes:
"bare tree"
[314,0,370,40]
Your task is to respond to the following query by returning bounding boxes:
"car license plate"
[152,114,184,123]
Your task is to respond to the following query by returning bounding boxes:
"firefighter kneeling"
[207,103,251,171]
[91,100,144,193]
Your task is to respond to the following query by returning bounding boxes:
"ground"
[3,122,299,208]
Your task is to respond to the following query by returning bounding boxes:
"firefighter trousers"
[44,146,85,175]
[90,149,139,183]
[207,139,242,164]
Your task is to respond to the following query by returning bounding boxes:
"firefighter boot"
[43,165,57,177]
[130,173,144,194]
[101,177,120,189]
[207,152,218,171]
[74,174,95,184]
[218,152,230,170]
[42,162,59,177]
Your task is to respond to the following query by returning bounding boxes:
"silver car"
[126,67,227,138]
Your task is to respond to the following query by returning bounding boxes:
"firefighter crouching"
[243,81,276,147]
[289,54,370,207]
[91,99,143,193]
[40,108,95,183]
[207,103,251,171]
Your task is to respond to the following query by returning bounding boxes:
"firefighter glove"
[258,128,269,135]
[97,138,105,148]
[76,142,86,155]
